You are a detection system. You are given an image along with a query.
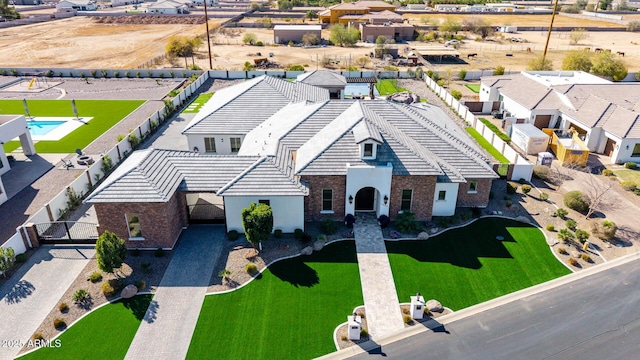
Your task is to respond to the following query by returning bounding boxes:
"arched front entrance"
[355,187,376,212]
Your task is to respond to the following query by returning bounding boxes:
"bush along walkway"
[124,225,224,360]
[353,213,405,340]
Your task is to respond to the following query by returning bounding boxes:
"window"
[632,143,640,157]
[363,143,373,157]
[469,181,478,193]
[126,214,143,239]
[258,199,270,206]
[322,189,333,212]
[204,137,216,153]
[438,190,446,201]
[401,189,412,211]
[230,137,241,153]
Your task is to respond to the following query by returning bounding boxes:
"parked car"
[445,40,460,47]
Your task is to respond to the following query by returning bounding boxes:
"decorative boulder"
[313,240,325,251]
[426,299,443,313]
[121,284,138,299]
[417,232,429,240]
[300,246,313,256]
[515,216,530,224]
[429,227,439,235]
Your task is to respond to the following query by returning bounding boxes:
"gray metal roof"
[296,70,347,87]
[182,75,329,135]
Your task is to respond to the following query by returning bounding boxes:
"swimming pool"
[344,83,380,98]
[27,120,66,136]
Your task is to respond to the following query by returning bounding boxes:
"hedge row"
[479,117,511,143]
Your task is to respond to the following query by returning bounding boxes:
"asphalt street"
[351,258,640,360]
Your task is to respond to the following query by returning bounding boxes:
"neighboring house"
[146,0,189,14]
[296,70,347,99]
[318,0,396,24]
[273,24,322,44]
[111,0,144,6]
[359,22,414,43]
[11,0,44,5]
[481,71,640,164]
[56,0,97,11]
[0,115,37,206]
[87,74,497,249]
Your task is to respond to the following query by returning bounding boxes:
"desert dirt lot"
[0,15,638,72]
[402,13,629,28]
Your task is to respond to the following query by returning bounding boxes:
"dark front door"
[604,138,616,157]
[355,187,375,211]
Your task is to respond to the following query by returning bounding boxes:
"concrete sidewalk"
[353,214,404,340]
[0,245,94,360]
[124,225,224,360]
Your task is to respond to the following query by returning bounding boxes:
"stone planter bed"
[18,250,171,355]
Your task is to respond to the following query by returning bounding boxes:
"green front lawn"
[613,169,640,185]
[464,84,481,93]
[19,295,153,360]
[375,79,408,95]
[181,93,213,114]
[187,241,362,360]
[466,127,510,164]
[1,100,144,153]
[386,218,570,311]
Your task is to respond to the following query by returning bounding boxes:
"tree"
[329,24,359,47]
[96,231,127,275]
[165,35,202,68]
[355,56,371,69]
[305,10,317,21]
[0,247,15,278]
[375,35,394,57]
[581,171,615,219]
[243,32,257,45]
[590,52,628,81]
[302,32,320,46]
[463,17,494,39]
[241,203,273,251]
[243,61,255,71]
[493,65,505,76]
[278,0,293,10]
[438,18,462,37]
[250,2,263,10]
[569,28,588,45]
[527,55,553,71]
[562,50,593,72]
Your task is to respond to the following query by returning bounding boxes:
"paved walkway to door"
[0,245,94,360]
[124,225,224,360]
[353,214,404,340]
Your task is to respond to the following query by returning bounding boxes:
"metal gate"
[34,222,99,244]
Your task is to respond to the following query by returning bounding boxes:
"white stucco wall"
[345,163,393,218]
[187,134,246,155]
[432,183,458,216]
[614,138,640,164]
[501,96,532,120]
[224,196,304,233]
[0,179,7,205]
[479,83,499,102]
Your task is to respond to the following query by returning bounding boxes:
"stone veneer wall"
[93,192,188,249]
[456,178,493,208]
[389,175,437,221]
[302,175,347,221]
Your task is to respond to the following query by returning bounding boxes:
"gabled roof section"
[602,107,640,139]
[216,157,309,196]
[361,10,402,20]
[296,70,347,87]
[182,75,329,135]
[352,120,383,144]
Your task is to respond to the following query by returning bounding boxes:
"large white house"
[87,74,497,249]
[0,115,37,206]
[481,71,640,164]
[56,0,97,11]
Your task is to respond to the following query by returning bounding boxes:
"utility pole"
[203,0,213,69]
[542,0,560,64]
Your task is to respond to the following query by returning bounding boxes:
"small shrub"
[459,69,467,80]
[319,219,337,234]
[556,208,568,219]
[294,228,304,239]
[273,229,283,238]
[567,257,578,266]
[493,65,505,76]
[558,229,576,244]
[539,192,549,201]
[600,220,617,241]
[533,165,550,181]
[546,224,555,231]
[32,333,44,341]
[15,253,27,263]
[53,318,66,330]
[403,314,414,324]
[624,162,637,169]
[317,234,326,241]
[378,215,390,228]
[581,254,593,263]
[228,230,239,241]
[154,248,165,258]
[451,89,462,100]
[394,211,420,233]
[72,289,89,303]
[621,181,637,191]
[506,182,518,194]
[246,262,258,275]
[565,219,577,232]
[89,272,103,283]
[360,328,368,337]
[300,232,313,243]
[141,262,152,275]
[135,280,146,291]
[402,307,410,315]
[344,214,356,228]
[505,200,512,207]
[58,302,69,313]
[564,191,590,214]
[521,184,532,194]
[424,308,431,316]
[602,169,614,176]
[558,247,568,255]
[102,282,115,297]
[471,206,482,218]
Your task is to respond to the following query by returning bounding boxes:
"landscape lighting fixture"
[383,195,388,205]
[349,195,353,204]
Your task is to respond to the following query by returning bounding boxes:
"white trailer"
[510,123,549,155]
[497,26,517,33]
